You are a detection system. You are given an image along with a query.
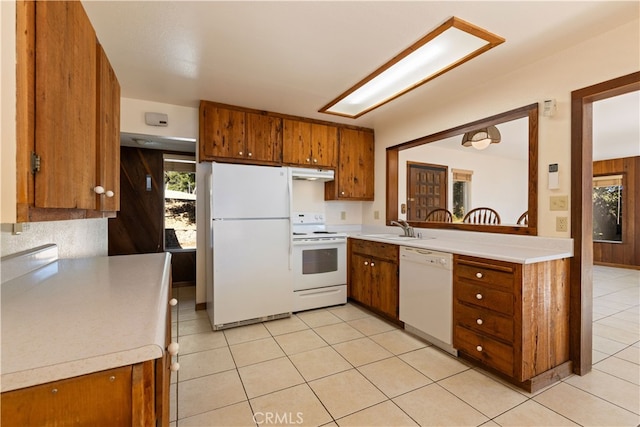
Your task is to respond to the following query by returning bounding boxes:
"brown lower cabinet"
[348,238,400,322]
[1,358,169,426]
[453,254,572,392]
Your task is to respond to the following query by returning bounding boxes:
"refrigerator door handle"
[287,168,293,269]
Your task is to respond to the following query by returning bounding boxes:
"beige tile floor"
[169,265,640,426]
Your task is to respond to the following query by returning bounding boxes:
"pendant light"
[461,125,501,150]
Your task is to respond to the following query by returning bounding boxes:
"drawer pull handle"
[476,318,483,325]
[170,362,180,372]
[476,272,483,279]
[364,261,369,266]
[476,345,483,352]
[168,342,180,356]
[476,293,483,300]
[169,298,178,306]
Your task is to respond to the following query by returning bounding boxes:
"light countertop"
[1,252,172,392]
[350,233,572,264]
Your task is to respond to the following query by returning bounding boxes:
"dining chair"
[462,207,501,224]
[425,208,453,222]
[517,211,528,225]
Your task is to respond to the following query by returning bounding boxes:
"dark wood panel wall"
[593,156,640,268]
[108,146,197,284]
[108,147,164,255]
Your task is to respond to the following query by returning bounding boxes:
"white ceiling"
[82,1,639,159]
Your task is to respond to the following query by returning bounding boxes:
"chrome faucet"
[390,219,415,237]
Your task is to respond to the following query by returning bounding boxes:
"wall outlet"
[556,216,568,232]
[340,211,346,221]
[550,195,568,211]
[373,210,380,220]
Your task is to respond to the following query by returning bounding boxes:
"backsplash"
[291,180,363,225]
[0,218,107,259]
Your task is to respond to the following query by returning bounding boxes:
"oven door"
[292,238,346,291]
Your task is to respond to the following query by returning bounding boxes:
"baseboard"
[195,302,206,311]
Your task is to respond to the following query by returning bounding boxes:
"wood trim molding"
[570,71,640,375]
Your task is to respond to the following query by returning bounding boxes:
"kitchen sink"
[361,234,419,241]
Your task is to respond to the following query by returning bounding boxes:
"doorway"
[570,71,640,375]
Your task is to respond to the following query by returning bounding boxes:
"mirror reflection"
[398,117,529,226]
[386,103,538,236]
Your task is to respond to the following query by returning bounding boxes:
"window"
[164,154,196,250]
[593,174,623,242]
[452,169,472,221]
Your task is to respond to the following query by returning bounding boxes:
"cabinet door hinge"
[31,152,41,174]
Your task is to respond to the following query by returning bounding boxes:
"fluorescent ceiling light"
[319,17,504,119]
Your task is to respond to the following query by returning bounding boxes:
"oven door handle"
[292,239,347,246]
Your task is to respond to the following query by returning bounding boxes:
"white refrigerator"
[207,163,293,329]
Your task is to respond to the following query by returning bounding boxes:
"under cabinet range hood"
[290,167,335,181]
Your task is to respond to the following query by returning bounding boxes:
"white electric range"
[291,212,347,312]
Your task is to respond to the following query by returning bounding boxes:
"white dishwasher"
[399,246,457,355]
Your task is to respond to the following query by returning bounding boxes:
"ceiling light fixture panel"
[319,17,505,119]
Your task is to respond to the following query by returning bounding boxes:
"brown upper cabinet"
[16,1,121,222]
[282,120,337,168]
[198,100,375,201]
[325,128,375,201]
[199,102,283,165]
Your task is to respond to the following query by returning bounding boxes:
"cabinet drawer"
[350,239,398,262]
[455,282,513,316]
[454,302,514,343]
[456,259,515,290]
[454,325,514,377]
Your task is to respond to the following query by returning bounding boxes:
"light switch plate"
[550,195,568,211]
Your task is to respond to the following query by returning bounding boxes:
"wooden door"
[350,253,371,305]
[310,123,337,168]
[332,128,374,200]
[34,1,97,209]
[283,119,312,165]
[371,258,399,319]
[96,43,120,212]
[407,162,447,221]
[200,104,245,160]
[246,113,282,163]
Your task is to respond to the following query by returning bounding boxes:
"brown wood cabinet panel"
[454,303,514,342]
[283,119,312,165]
[350,239,398,260]
[1,366,133,426]
[520,259,571,380]
[200,103,245,161]
[310,123,338,168]
[455,282,514,316]
[325,128,374,200]
[455,325,514,377]
[96,43,121,212]
[34,1,97,210]
[370,258,399,319]
[246,113,282,163]
[455,258,516,290]
[350,252,372,306]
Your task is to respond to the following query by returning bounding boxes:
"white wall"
[398,146,528,224]
[369,19,640,237]
[120,97,198,139]
[291,180,363,225]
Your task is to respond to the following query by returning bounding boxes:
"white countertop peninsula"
[1,249,172,392]
[350,227,573,264]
